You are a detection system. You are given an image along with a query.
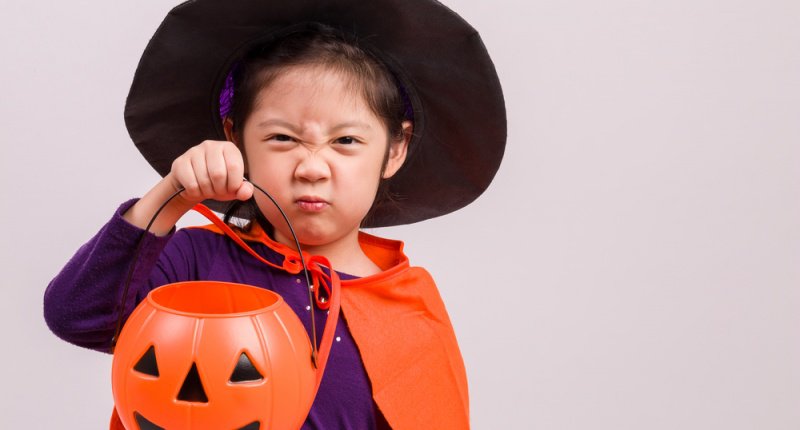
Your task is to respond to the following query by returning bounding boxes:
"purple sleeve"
[43,199,195,353]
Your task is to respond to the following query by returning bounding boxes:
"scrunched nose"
[294,153,331,183]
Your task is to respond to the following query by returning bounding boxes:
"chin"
[283,223,336,247]
[292,221,361,249]
[293,234,327,248]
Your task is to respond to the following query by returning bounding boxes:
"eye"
[334,136,357,145]
[133,345,159,377]
[271,134,293,142]
[230,352,264,383]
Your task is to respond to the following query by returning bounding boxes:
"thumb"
[236,180,254,201]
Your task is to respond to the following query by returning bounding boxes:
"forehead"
[250,65,381,123]
[260,65,362,97]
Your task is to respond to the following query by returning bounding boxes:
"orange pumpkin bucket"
[108,182,340,430]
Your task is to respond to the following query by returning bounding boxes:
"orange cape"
[111,212,469,429]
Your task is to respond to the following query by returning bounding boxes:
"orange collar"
[191,214,411,286]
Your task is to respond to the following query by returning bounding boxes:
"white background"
[1,0,799,428]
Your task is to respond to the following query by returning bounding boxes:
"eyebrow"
[255,119,372,132]
[255,119,299,132]
[330,121,372,132]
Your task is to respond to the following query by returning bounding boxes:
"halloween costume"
[45,200,468,429]
[46,0,504,427]
[125,0,506,227]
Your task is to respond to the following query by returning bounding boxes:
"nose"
[177,362,208,403]
[294,151,331,183]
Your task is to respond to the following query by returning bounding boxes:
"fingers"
[204,143,228,195]
[190,149,213,197]
[222,144,252,200]
[168,140,249,204]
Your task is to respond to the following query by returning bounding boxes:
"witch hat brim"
[124,0,506,227]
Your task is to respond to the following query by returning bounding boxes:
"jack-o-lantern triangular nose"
[177,363,208,403]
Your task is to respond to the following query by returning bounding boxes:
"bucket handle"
[110,179,337,377]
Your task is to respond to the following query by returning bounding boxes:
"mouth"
[295,196,329,212]
[134,412,260,430]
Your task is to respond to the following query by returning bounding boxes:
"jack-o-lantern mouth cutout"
[134,411,260,430]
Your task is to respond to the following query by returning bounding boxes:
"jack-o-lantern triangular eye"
[230,352,263,383]
[133,345,159,377]
[237,421,260,430]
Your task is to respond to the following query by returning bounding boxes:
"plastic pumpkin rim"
[146,281,284,318]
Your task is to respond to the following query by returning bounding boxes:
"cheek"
[337,155,384,192]
[245,152,288,185]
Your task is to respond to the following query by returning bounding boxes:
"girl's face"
[235,65,408,248]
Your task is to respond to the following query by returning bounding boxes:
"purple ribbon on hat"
[219,69,236,119]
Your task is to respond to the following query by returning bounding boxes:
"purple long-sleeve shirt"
[44,199,388,429]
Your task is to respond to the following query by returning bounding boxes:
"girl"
[44,0,505,429]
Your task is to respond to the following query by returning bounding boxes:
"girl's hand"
[123,140,254,235]
[167,140,253,204]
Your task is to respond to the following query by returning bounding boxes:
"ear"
[223,118,249,176]
[223,117,237,144]
[382,121,412,179]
